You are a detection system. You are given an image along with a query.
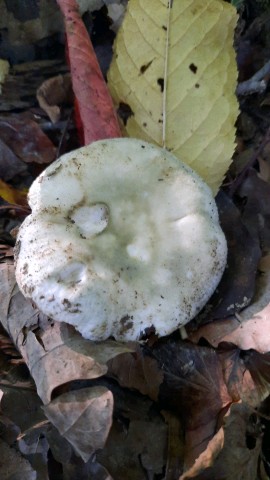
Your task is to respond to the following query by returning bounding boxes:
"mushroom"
[15,138,227,341]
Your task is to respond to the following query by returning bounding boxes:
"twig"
[0,204,30,214]
[237,59,270,96]
[56,109,73,159]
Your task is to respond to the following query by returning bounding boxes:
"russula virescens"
[15,138,227,341]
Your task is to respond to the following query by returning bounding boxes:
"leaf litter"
[1,1,270,479]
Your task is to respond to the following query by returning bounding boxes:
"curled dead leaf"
[37,73,73,123]
[189,254,270,353]
[107,344,163,401]
[44,386,113,462]
[0,115,56,164]
[180,403,262,480]
[0,265,132,404]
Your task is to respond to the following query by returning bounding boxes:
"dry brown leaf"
[193,191,261,324]
[0,265,132,405]
[238,170,270,250]
[258,156,270,183]
[162,411,184,480]
[22,321,131,404]
[107,344,163,401]
[0,438,36,480]
[0,386,45,434]
[0,115,56,164]
[154,341,232,467]
[97,385,168,479]
[0,138,27,181]
[0,59,9,94]
[189,254,270,353]
[180,402,262,480]
[37,74,73,123]
[44,386,113,462]
[0,245,14,261]
[0,263,17,324]
[220,346,270,407]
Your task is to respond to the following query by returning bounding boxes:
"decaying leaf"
[0,59,9,93]
[0,386,45,434]
[0,138,27,181]
[0,438,36,480]
[97,383,168,479]
[44,387,113,462]
[36,73,73,123]
[107,343,164,401]
[219,346,270,407]
[0,265,134,464]
[154,341,232,467]
[189,254,270,353]
[0,263,17,323]
[237,169,270,250]
[180,402,262,480]
[0,115,56,165]
[161,411,184,480]
[24,321,131,404]
[108,0,239,193]
[190,191,261,325]
[0,265,132,405]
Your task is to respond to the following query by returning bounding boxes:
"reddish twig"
[56,0,122,144]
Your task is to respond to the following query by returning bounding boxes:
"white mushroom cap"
[15,138,227,341]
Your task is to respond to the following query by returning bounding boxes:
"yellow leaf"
[108,0,239,194]
[0,180,28,206]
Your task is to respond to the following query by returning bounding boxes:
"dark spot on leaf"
[143,122,147,127]
[140,59,153,74]
[195,83,200,88]
[189,63,198,74]
[157,78,164,92]
[117,102,134,126]
[162,25,167,31]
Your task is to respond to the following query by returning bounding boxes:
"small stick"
[237,59,270,96]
